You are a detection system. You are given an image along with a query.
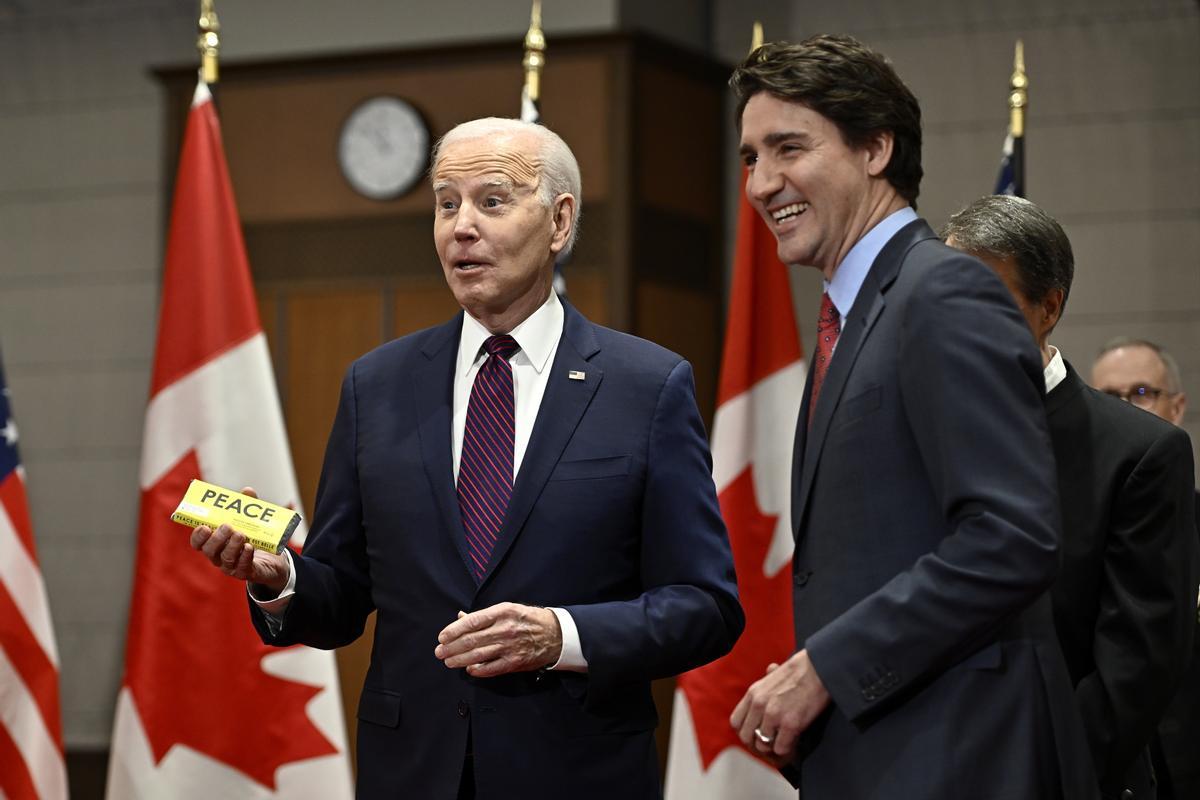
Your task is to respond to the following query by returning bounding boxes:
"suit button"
[1120,791,1134,800]
[795,570,813,586]
[457,700,470,719]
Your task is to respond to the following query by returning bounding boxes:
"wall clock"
[337,96,430,200]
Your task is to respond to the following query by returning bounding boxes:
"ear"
[1040,287,1065,335]
[1168,391,1188,427]
[549,193,576,254]
[864,130,895,178]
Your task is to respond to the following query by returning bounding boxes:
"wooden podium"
[157,30,730,772]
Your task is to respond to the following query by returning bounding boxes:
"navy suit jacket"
[250,302,743,799]
[785,220,1097,798]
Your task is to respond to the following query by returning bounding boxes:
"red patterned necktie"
[808,292,841,426]
[458,334,520,581]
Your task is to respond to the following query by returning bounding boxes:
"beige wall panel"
[220,53,611,223]
[1064,219,1200,316]
[1,192,160,279]
[792,0,1196,36]
[0,103,160,194]
[0,8,192,106]
[876,18,1200,127]
[4,367,146,454]
[0,280,158,365]
[219,0,618,61]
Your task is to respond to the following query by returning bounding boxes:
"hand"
[188,486,290,592]
[434,602,563,678]
[730,649,831,762]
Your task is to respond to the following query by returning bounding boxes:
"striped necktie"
[458,334,520,581]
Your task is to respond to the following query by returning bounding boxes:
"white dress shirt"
[1043,345,1067,394]
[255,290,587,671]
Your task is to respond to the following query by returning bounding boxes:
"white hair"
[431,117,582,255]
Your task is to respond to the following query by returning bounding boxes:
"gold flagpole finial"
[523,0,546,105]
[1008,39,1027,138]
[197,0,220,84]
[750,21,764,54]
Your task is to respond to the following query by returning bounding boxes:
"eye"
[437,198,457,211]
[741,153,757,168]
[484,196,504,209]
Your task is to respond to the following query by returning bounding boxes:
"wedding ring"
[754,727,774,745]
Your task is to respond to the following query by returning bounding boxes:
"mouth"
[453,259,489,272]
[770,202,809,226]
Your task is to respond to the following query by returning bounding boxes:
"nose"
[746,159,783,206]
[453,203,479,242]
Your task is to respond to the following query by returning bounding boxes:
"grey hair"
[1097,336,1184,394]
[940,195,1074,329]
[431,117,582,256]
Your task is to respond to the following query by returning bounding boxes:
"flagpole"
[522,0,545,112]
[198,0,220,84]
[750,20,763,53]
[1007,40,1026,197]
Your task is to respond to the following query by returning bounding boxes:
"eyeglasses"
[1101,385,1173,409]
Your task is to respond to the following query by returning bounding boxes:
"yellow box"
[171,479,300,555]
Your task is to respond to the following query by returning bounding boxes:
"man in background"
[1093,338,1199,799]
[728,36,1096,797]
[944,194,1197,800]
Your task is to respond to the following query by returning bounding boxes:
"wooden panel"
[636,283,719,424]
[282,288,384,769]
[562,271,610,327]
[285,289,384,511]
[393,280,463,338]
[218,52,612,224]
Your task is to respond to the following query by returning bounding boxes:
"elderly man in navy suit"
[190,117,743,800]
[728,36,1096,798]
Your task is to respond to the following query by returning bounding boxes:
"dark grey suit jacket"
[785,219,1097,799]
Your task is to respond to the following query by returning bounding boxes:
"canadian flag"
[664,172,804,798]
[105,80,353,799]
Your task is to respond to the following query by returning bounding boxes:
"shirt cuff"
[247,549,297,620]
[548,607,588,672]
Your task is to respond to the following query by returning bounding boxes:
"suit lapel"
[413,313,475,577]
[476,302,602,589]
[793,219,936,539]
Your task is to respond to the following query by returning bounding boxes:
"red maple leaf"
[678,465,795,768]
[123,450,336,788]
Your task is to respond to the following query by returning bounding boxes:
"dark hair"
[940,195,1074,320]
[730,35,924,206]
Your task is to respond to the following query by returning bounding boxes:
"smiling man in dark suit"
[945,194,1197,800]
[188,117,743,800]
[728,36,1096,798]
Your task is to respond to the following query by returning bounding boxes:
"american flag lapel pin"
[568,370,586,381]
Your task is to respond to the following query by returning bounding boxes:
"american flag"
[0,353,67,800]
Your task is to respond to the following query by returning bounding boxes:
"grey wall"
[0,0,1196,751]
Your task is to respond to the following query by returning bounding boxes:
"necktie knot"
[484,334,520,360]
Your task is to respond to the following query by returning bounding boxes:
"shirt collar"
[1043,345,1067,394]
[458,290,563,376]
[825,206,919,318]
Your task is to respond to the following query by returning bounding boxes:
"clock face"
[337,96,430,200]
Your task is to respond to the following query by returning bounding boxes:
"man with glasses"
[1093,338,1188,424]
[944,194,1197,800]
[1093,338,1199,799]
